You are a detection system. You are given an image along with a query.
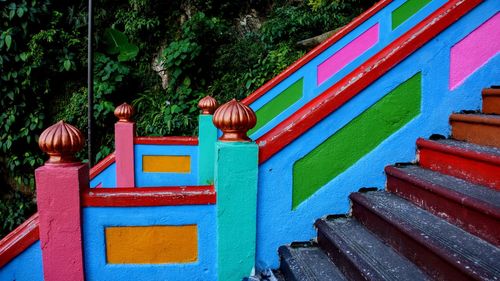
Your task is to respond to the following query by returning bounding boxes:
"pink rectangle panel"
[317,23,380,85]
[450,12,500,90]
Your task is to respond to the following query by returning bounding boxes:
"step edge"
[450,113,500,126]
[482,88,500,97]
[384,166,500,218]
[416,138,500,165]
[349,192,497,279]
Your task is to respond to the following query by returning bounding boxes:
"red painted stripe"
[81,185,216,207]
[134,136,199,145]
[417,138,500,189]
[256,0,482,163]
[241,0,393,105]
[89,152,115,180]
[0,213,39,268]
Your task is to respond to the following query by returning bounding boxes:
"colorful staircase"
[275,88,500,280]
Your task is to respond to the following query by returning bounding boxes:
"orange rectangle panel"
[142,155,191,173]
[105,225,198,264]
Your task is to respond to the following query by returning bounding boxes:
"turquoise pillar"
[198,114,217,185]
[215,141,258,281]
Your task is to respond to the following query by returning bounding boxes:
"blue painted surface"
[83,205,217,281]
[90,162,117,188]
[248,0,447,140]
[134,144,199,187]
[0,241,43,281]
[254,0,500,270]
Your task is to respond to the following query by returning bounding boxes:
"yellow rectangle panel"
[105,225,198,264]
[142,155,191,173]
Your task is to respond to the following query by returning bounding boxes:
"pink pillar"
[35,120,87,281]
[114,102,136,187]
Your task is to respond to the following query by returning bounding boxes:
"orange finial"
[212,99,257,142]
[38,121,85,164]
[198,95,218,115]
[114,102,134,122]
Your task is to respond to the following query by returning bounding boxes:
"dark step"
[417,138,500,189]
[350,191,500,281]
[316,217,430,281]
[278,243,347,281]
[482,88,500,114]
[386,165,500,246]
[450,113,500,147]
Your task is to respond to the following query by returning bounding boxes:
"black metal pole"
[87,0,94,166]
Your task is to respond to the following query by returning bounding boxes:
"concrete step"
[316,217,430,281]
[385,164,500,246]
[450,113,500,147]
[482,87,500,114]
[278,242,347,281]
[350,191,500,281]
[417,138,500,189]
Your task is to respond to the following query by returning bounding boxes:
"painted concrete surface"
[105,225,198,264]
[83,205,217,281]
[134,144,198,187]
[392,0,432,29]
[35,163,87,281]
[293,72,421,209]
[0,241,43,281]
[90,162,116,188]
[249,0,447,140]
[317,23,379,85]
[142,155,191,173]
[115,122,135,187]
[450,12,500,90]
[198,115,217,185]
[215,141,259,281]
[249,78,303,135]
[255,1,500,270]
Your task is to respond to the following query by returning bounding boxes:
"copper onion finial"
[198,95,218,115]
[38,121,85,164]
[212,99,257,142]
[114,102,134,122]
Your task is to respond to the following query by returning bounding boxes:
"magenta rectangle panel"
[317,23,380,85]
[449,12,500,90]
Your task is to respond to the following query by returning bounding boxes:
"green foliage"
[0,188,37,239]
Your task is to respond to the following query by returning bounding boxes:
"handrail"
[241,0,393,105]
[256,0,482,163]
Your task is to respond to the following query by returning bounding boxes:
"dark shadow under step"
[351,191,500,281]
[316,217,430,281]
[279,243,347,281]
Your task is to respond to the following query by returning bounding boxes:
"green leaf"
[117,43,139,62]
[16,7,24,18]
[63,60,71,71]
[103,28,128,55]
[5,35,12,50]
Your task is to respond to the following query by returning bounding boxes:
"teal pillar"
[215,141,258,281]
[198,114,217,185]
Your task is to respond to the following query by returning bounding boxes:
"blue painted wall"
[90,162,117,188]
[248,0,447,140]
[83,205,217,281]
[0,241,43,281]
[134,144,199,187]
[254,0,500,270]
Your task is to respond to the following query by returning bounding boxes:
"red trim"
[241,0,393,105]
[89,152,115,180]
[416,138,500,165]
[0,213,39,268]
[81,185,216,207]
[134,136,199,145]
[417,138,500,189]
[256,0,482,163]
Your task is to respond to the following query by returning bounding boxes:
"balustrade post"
[114,102,135,187]
[35,121,87,281]
[213,99,259,281]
